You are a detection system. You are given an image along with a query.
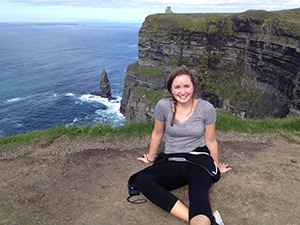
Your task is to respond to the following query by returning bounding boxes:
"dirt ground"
[0,131,299,225]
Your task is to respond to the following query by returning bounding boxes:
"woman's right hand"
[219,162,231,173]
[137,153,154,164]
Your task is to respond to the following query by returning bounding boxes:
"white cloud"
[4,0,299,23]
[15,0,300,10]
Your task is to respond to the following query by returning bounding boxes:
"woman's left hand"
[137,153,154,164]
[219,162,231,173]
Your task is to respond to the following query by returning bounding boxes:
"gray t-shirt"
[154,98,216,154]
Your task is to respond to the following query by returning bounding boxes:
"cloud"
[15,0,300,11]
[9,0,300,23]
[3,0,299,23]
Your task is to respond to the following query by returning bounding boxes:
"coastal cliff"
[121,9,300,120]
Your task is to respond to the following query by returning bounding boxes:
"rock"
[91,69,116,101]
[99,69,111,98]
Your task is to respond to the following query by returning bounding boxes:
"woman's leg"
[134,161,188,216]
[188,165,214,224]
[190,215,211,225]
[170,200,189,222]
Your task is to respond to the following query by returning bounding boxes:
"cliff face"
[121,9,300,120]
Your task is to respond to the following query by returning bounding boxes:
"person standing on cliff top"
[130,66,231,225]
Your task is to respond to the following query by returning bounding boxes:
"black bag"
[127,174,147,204]
[127,175,140,196]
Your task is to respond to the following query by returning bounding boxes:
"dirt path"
[0,132,299,225]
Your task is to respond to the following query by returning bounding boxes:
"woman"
[134,66,231,225]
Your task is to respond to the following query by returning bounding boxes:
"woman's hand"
[137,153,154,164]
[219,162,231,173]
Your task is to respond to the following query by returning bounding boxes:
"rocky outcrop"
[121,9,300,120]
[91,69,116,101]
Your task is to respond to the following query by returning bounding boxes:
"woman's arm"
[137,118,165,163]
[204,122,231,173]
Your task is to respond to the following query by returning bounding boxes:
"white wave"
[6,97,24,103]
[81,94,122,112]
[53,93,58,98]
[65,117,80,127]
[79,94,101,103]
[79,94,124,125]
[66,93,74,97]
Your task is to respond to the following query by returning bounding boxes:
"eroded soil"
[0,132,299,225]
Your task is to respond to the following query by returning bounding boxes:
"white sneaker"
[213,210,225,225]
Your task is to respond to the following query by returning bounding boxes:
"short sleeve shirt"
[154,98,216,154]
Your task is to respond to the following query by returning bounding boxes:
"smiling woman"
[129,66,231,225]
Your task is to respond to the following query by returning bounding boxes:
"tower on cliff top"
[165,6,173,14]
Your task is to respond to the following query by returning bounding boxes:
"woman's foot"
[212,210,224,225]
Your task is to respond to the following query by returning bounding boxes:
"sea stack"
[91,69,116,100]
[99,69,111,98]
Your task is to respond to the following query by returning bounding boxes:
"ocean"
[0,24,140,138]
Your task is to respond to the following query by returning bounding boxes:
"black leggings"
[134,161,215,223]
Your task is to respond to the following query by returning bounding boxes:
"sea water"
[0,24,139,137]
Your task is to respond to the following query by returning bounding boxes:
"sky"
[1,0,300,24]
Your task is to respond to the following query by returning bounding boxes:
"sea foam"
[6,97,24,104]
[67,93,124,127]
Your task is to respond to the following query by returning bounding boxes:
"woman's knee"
[189,188,212,223]
[134,171,154,189]
[190,214,211,225]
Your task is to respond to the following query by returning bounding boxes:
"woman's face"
[171,74,194,104]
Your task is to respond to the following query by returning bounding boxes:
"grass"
[131,87,168,104]
[0,120,154,150]
[143,13,233,34]
[1,110,299,149]
[201,74,262,107]
[142,8,300,36]
[239,9,300,36]
[139,66,164,76]
[216,110,300,134]
[126,63,164,77]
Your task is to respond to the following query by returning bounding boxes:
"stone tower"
[165,6,173,14]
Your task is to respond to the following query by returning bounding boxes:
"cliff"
[121,9,300,120]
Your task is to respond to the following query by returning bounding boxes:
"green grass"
[143,8,300,36]
[0,110,299,149]
[139,66,164,76]
[199,64,262,107]
[240,9,300,36]
[0,120,154,150]
[126,61,139,74]
[216,110,300,134]
[143,13,233,33]
[131,87,168,104]
[126,63,164,77]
